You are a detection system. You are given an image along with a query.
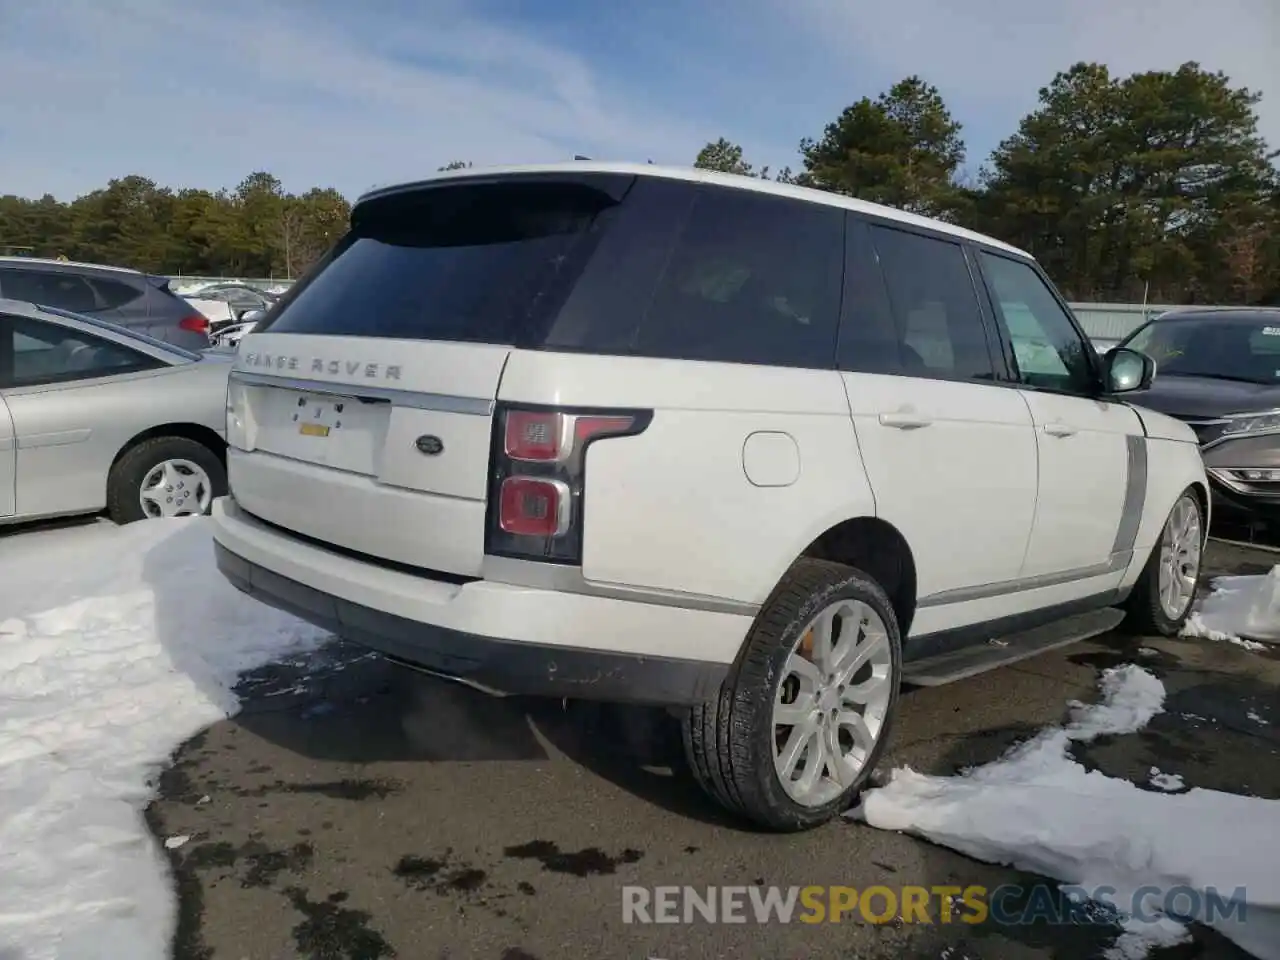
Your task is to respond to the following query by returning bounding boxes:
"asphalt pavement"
[147,542,1280,960]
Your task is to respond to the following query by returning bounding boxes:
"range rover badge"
[415,435,444,456]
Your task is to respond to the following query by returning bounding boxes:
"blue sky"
[0,0,1276,201]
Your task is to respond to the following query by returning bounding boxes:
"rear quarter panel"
[7,360,229,518]
[498,351,876,605]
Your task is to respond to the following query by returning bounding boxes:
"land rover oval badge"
[415,435,444,456]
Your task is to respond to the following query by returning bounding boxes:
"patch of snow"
[0,517,327,960]
[1182,569,1280,648]
[855,665,1280,960]
[163,836,189,850]
[1248,710,1270,726]
[1136,647,1159,658]
[1147,768,1184,792]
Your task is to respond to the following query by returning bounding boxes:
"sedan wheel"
[139,458,216,519]
[106,436,228,525]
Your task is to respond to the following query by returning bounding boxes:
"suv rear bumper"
[211,497,743,705]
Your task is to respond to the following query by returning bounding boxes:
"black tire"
[1122,488,1205,636]
[681,557,903,832]
[106,436,227,525]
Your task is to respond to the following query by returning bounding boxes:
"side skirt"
[901,590,1129,687]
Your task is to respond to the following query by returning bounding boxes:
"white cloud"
[0,0,708,200]
[788,0,1280,156]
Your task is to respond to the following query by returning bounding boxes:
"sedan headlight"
[1220,410,1280,436]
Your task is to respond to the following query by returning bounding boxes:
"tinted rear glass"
[545,178,844,368]
[257,176,631,345]
[258,173,845,370]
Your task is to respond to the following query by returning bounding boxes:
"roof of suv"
[357,161,1030,259]
[0,256,144,276]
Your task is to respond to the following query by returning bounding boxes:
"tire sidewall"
[738,568,903,827]
[109,438,227,523]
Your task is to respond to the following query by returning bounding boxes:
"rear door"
[226,173,634,577]
[838,219,1038,613]
[974,249,1144,581]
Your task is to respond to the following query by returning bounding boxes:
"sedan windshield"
[1124,314,1280,385]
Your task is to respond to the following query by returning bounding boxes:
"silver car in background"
[0,300,231,525]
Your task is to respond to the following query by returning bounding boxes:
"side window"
[626,186,844,368]
[868,225,995,381]
[87,277,144,310]
[979,252,1093,394]
[0,315,160,389]
[1,269,100,313]
[836,218,903,374]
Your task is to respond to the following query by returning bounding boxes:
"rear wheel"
[106,436,227,524]
[682,558,902,832]
[1123,489,1204,636]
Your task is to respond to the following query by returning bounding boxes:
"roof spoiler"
[146,274,174,291]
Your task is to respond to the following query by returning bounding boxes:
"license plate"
[294,395,345,438]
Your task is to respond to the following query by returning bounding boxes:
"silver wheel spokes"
[773,599,893,808]
[1157,495,1202,620]
[139,458,214,519]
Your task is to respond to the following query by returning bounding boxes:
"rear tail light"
[179,314,210,335]
[486,405,651,564]
[498,477,570,536]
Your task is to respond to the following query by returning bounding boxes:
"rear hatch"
[225,172,632,576]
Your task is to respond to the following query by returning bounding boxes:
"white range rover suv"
[212,163,1208,831]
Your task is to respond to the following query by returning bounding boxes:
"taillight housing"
[486,404,651,564]
[179,314,210,336]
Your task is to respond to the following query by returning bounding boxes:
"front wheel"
[1123,489,1205,636]
[682,558,902,832]
[106,436,228,524]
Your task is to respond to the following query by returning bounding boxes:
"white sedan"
[1,300,232,525]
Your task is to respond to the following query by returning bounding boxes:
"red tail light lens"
[179,314,210,334]
[498,477,569,537]
[505,411,565,461]
[574,415,635,443]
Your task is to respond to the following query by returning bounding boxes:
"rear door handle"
[879,412,933,430]
[1043,422,1077,438]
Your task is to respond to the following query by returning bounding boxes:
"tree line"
[0,172,349,279]
[696,63,1280,305]
[1,60,1276,303]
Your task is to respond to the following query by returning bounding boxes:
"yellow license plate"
[299,422,331,437]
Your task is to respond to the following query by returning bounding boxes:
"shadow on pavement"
[227,640,746,829]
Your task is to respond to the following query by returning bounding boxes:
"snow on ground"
[0,517,327,960]
[1147,768,1185,792]
[853,665,1280,960]
[1182,567,1280,648]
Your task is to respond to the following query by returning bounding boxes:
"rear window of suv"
[258,176,630,346]
[259,173,845,369]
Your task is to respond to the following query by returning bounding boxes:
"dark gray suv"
[0,257,212,350]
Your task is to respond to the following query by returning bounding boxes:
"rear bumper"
[211,497,742,705]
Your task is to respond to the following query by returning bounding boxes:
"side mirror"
[1103,346,1155,393]
[240,309,266,324]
